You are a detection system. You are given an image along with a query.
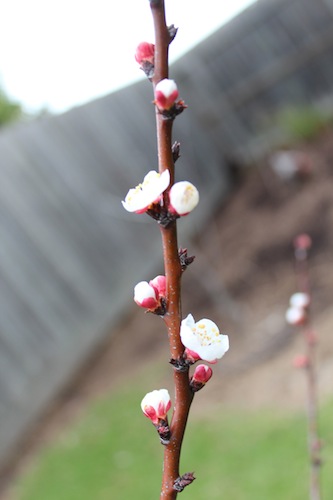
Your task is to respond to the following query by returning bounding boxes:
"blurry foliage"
[0,87,23,128]
[278,105,332,142]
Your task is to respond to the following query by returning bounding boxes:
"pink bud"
[149,275,167,298]
[155,79,179,111]
[293,355,309,369]
[190,364,213,392]
[141,389,171,425]
[169,181,199,216]
[293,233,312,251]
[134,281,159,310]
[135,42,155,65]
[192,364,213,384]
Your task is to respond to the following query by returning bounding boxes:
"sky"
[0,0,255,114]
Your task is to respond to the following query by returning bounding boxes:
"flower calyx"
[146,205,179,228]
[173,472,196,492]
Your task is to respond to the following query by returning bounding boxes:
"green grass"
[278,105,332,142]
[11,381,333,500]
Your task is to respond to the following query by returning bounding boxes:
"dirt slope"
[2,129,333,496]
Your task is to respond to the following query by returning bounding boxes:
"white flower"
[285,306,306,326]
[155,79,179,110]
[180,314,229,363]
[169,181,199,216]
[289,292,310,309]
[122,170,170,213]
[134,281,159,309]
[141,389,171,424]
[285,292,309,326]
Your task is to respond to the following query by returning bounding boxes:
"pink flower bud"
[141,389,171,425]
[192,364,213,384]
[134,281,159,310]
[293,233,312,250]
[149,275,167,298]
[135,42,155,65]
[155,79,179,111]
[169,181,199,216]
[293,355,309,369]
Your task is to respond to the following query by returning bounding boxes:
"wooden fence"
[174,0,333,161]
[1,0,333,467]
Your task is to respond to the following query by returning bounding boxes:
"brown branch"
[294,240,321,500]
[150,1,194,498]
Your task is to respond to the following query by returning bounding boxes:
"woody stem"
[150,1,194,498]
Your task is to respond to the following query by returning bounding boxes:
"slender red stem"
[150,2,194,498]
[295,247,321,500]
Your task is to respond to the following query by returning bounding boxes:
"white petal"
[196,335,229,362]
[134,281,156,301]
[289,292,310,308]
[180,315,229,362]
[155,78,178,98]
[169,181,199,215]
[122,170,170,213]
[286,306,304,325]
[141,389,170,412]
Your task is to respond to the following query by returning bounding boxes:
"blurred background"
[1,0,333,498]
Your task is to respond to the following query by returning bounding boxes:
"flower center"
[193,322,221,346]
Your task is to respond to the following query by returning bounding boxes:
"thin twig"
[150,1,194,498]
[294,238,321,500]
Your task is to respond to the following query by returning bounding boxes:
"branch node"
[140,61,154,80]
[155,419,171,445]
[146,206,179,228]
[179,247,195,271]
[168,24,178,43]
[173,472,196,492]
[169,356,189,372]
[158,101,187,121]
[172,141,181,163]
